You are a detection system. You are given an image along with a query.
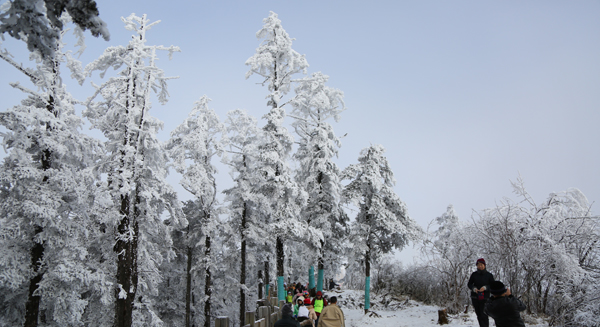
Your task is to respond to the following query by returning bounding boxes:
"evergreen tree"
[167,96,224,327]
[245,11,308,301]
[0,19,102,326]
[342,145,422,313]
[83,14,185,327]
[222,109,265,325]
[0,0,110,59]
[291,72,348,292]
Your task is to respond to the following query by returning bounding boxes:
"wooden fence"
[214,297,286,327]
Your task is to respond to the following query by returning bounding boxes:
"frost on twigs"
[0,0,109,60]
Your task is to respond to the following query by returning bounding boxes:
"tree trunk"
[276,237,284,278]
[23,226,44,327]
[24,92,56,327]
[240,202,247,325]
[365,246,371,314]
[114,193,139,327]
[258,270,263,299]
[317,240,325,292]
[204,235,211,327]
[185,246,193,327]
[276,237,284,301]
[264,260,270,297]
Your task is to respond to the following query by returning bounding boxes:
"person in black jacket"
[275,303,301,327]
[484,281,526,327]
[467,258,495,327]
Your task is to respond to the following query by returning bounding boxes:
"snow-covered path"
[329,290,549,327]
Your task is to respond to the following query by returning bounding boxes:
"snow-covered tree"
[291,72,348,292]
[167,96,224,327]
[245,11,308,301]
[342,145,422,313]
[245,11,308,112]
[472,178,599,325]
[222,109,265,325]
[420,205,476,313]
[153,215,187,327]
[0,0,109,59]
[0,19,103,326]
[83,14,184,327]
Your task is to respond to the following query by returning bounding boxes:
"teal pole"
[309,266,315,290]
[365,276,371,311]
[317,269,324,292]
[278,276,285,302]
[266,284,270,298]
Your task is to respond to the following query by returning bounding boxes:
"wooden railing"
[214,298,286,327]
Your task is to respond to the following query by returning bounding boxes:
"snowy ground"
[327,289,549,327]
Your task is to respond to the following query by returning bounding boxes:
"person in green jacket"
[293,297,304,318]
[311,291,328,326]
[286,291,293,303]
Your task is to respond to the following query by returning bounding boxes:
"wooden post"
[270,312,278,327]
[215,317,229,327]
[245,311,255,326]
[258,306,270,327]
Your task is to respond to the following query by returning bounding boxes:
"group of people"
[468,258,527,327]
[275,260,526,327]
[275,290,345,327]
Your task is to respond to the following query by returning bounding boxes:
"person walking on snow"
[301,298,318,326]
[297,298,312,326]
[467,258,495,327]
[317,296,345,327]
[293,297,305,318]
[274,303,301,327]
[484,281,527,327]
[312,291,328,327]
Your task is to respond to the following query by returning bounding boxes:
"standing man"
[467,258,495,327]
[484,281,527,327]
[312,291,328,327]
[318,296,345,327]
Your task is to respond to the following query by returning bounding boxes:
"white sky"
[1,1,599,261]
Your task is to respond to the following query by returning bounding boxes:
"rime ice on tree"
[342,145,422,313]
[167,96,225,327]
[291,71,348,292]
[245,11,308,302]
[84,13,184,327]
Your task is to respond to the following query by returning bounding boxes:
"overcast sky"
[1,1,599,261]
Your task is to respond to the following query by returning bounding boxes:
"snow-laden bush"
[369,179,599,326]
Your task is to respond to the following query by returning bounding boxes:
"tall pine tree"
[84,14,185,327]
[245,11,308,301]
[0,19,102,326]
[342,145,422,313]
[291,72,348,292]
[222,109,264,325]
[167,96,224,327]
